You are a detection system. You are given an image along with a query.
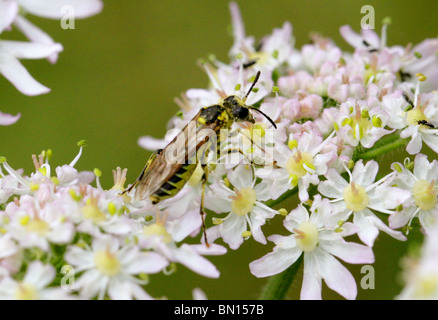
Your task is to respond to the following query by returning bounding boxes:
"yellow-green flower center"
[94,250,121,277]
[413,179,437,210]
[286,151,315,178]
[14,283,38,300]
[343,182,369,212]
[413,274,438,298]
[294,221,319,252]
[406,108,427,126]
[230,187,257,216]
[25,219,50,236]
[143,223,173,243]
[82,202,106,224]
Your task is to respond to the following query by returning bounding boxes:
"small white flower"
[0,261,72,300]
[397,218,438,300]
[65,235,167,300]
[137,214,226,279]
[318,160,410,246]
[257,131,334,202]
[250,196,374,300]
[336,99,393,148]
[205,164,277,249]
[389,154,438,233]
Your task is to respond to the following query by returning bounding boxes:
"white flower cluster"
[138,3,438,299]
[1,2,438,300]
[0,144,226,300]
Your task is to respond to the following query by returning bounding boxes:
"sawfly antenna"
[249,106,277,129]
[243,71,261,101]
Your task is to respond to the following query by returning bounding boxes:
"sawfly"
[124,71,277,246]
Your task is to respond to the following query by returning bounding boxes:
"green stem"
[353,137,408,161]
[263,188,297,208]
[258,255,303,300]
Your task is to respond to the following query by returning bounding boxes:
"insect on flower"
[124,71,277,246]
[416,119,435,129]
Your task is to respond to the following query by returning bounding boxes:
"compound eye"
[234,106,249,120]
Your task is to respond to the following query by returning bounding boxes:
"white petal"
[422,132,438,154]
[47,222,75,244]
[317,168,347,198]
[284,205,308,232]
[23,261,55,289]
[0,1,18,33]
[0,41,63,59]
[172,244,221,278]
[339,25,364,48]
[124,251,168,275]
[167,208,202,242]
[0,111,20,126]
[219,214,246,250]
[0,54,50,96]
[353,160,378,187]
[138,135,170,151]
[315,248,357,300]
[190,243,227,256]
[320,238,375,264]
[250,247,302,278]
[368,186,411,212]
[64,246,93,267]
[13,16,59,63]
[228,164,253,189]
[301,254,322,300]
[18,0,103,19]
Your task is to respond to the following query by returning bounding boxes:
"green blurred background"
[1,0,436,299]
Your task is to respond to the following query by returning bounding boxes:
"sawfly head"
[222,71,277,129]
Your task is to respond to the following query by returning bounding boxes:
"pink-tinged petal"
[0,54,50,96]
[229,2,245,43]
[250,247,302,278]
[0,41,63,59]
[0,0,18,33]
[0,111,20,125]
[339,25,364,48]
[77,171,95,184]
[173,244,221,278]
[320,238,375,264]
[138,135,171,151]
[301,254,322,300]
[13,16,59,64]
[314,248,357,300]
[18,0,103,19]
[190,243,227,256]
